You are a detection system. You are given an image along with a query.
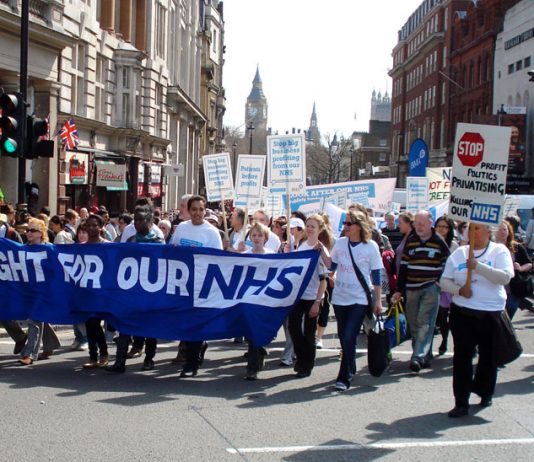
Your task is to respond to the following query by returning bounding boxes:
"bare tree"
[306,134,354,185]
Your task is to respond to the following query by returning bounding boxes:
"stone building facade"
[0,0,225,214]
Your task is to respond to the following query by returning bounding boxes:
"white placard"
[406,177,429,214]
[264,194,284,219]
[503,196,521,218]
[202,153,235,202]
[65,152,88,185]
[449,123,511,225]
[267,134,306,195]
[234,155,266,208]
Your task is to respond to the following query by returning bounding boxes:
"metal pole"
[18,0,29,203]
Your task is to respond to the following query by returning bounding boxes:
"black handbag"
[367,314,390,377]
[509,272,533,299]
[493,310,523,366]
[347,240,376,318]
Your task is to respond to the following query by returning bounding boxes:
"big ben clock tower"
[245,66,268,155]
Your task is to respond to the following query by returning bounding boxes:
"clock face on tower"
[248,106,258,119]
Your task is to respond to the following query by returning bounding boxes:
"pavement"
[1,309,533,462]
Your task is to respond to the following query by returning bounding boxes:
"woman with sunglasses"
[434,215,459,355]
[319,210,383,391]
[19,218,61,365]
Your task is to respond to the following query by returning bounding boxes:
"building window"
[516,60,523,71]
[508,63,514,74]
[525,56,531,68]
[155,84,164,136]
[156,3,166,59]
[379,152,387,162]
[95,55,106,122]
[71,43,86,116]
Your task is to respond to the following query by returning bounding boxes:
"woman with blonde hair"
[18,218,61,365]
[319,210,383,391]
[287,214,330,378]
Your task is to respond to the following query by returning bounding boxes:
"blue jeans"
[334,303,367,387]
[405,283,440,363]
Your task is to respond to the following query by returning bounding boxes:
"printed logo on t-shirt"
[180,238,204,247]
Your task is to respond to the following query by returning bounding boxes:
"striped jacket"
[397,230,450,291]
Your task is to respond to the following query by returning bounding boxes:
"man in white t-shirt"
[170,195,223,377]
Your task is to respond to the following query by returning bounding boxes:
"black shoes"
[448,405,469,418]
[245,370,258,380]
[479,397,493,408]
[141,359,155,371]
[105,363,126,373]
[409,360,422,373]
[180,367,198,378]
[295,370,311,378]
[13,335,28,355]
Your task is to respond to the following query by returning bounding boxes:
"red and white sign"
[449,123,511,225]
[457,132,485,167]
[96,163,126,188]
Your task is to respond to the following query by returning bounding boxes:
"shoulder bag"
[347,240,376,319]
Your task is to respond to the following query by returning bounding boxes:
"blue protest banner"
[0,239,318,346]
[408,138,429,177]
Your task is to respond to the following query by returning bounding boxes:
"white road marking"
[226,438,534,454]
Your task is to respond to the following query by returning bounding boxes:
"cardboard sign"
[449,123,511,225]
[234,155,265,208]
[203,153,235,201]
[96,162,126,188]
[267,134,306,195]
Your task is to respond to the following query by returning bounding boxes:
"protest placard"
[267,134,306,195]
[406,177,429,213]
[234,155,265,208]
[449,123,511,225]
[427,167,451,203]
[203,153,235,201]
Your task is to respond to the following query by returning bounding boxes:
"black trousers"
[449,304,498,407]
[0,320,26,342]
[115,334,157,365]
[288,299,317,373]
[246,344,267,373]
[183,341,206,372]
[85,317,108,361]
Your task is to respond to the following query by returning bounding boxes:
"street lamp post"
[330,135,339,183]
[232,141,238,179]
[247,122,255,154]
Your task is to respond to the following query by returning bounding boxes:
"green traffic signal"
[2,138,17,153]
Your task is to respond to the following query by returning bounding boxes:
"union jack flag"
[58,118,80,150]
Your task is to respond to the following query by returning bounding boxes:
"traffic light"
[0,92,25,157]
[26,114,54,158]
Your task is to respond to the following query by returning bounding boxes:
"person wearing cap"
[277,217,306,367]
[205,210,225,241]
[283,217,306,251]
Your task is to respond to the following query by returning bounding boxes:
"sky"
[222,0,424,138]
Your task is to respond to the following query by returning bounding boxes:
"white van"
[509,195,534,230]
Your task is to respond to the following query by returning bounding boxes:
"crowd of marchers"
[1,197,533,418]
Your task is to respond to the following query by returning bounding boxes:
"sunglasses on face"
[27,228,40,233]
[343,221,355,226]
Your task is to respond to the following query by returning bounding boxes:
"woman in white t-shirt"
[320,210,383,391]
[287,214,329,378]
[440,223,514,418]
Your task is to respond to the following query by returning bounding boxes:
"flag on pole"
[57,118,80,150]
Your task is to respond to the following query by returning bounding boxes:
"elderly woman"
[320,210,383,391]
[440,224,514,417]
[19,218,61,365]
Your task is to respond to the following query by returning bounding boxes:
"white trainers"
[335,381,348,391]
[315,339,324,349]
[70,340,88,351]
